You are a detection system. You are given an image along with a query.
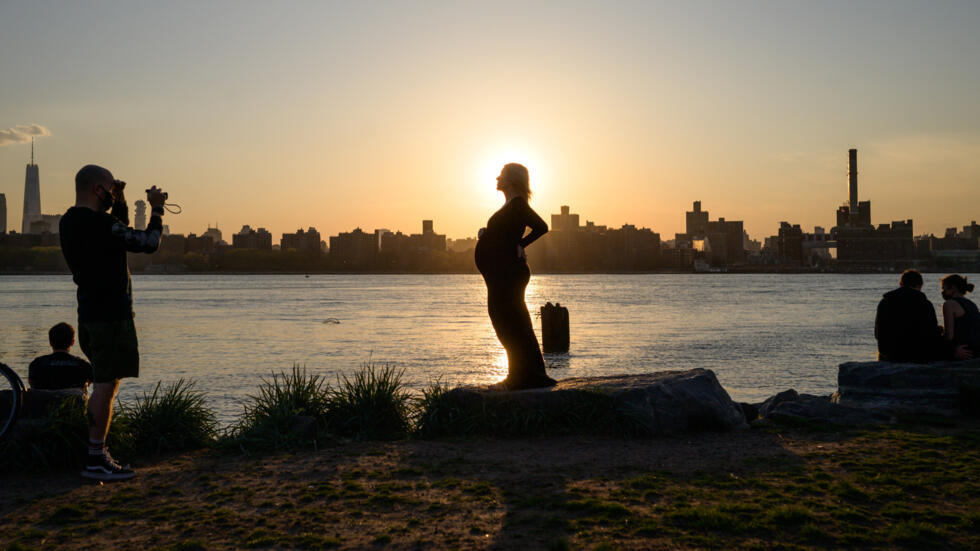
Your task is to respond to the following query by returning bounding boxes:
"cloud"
[0,124,51,146]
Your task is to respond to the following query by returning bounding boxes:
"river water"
[1,273,972,424]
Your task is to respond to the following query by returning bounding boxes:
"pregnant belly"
[475,239,522,275]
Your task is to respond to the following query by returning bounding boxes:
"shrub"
[0,398,88,472]
[224,366,331,452]
[113,379,218,457]
[326,363,411,440]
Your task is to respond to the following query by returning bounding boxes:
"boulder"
[757,390,887,426]
[832,359,980,417]
[738,402,760,422]
[758,389,800,419]
[420,369,748,437]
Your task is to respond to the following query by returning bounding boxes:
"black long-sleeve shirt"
[474,197,548,271]
[874,286,942,362]
[59,201,162,322]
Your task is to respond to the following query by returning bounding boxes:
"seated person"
[875,270,971,362]
[941,274,980,356]
[28,322,94,392]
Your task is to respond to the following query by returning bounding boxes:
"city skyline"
[2,1,980,241]
[3,140,977,246]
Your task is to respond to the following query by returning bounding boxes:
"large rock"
[755,389,888,426]
[832,359,980,417]
[419,369,748,437]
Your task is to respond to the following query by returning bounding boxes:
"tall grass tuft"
[326,363,411,440]
[224,365,332,452]
[113,379,219,457]
[0,397,88,472]
[414,382,462,438]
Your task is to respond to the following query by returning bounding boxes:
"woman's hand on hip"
[517,245,527,260]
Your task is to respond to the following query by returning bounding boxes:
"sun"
[476,143,548,205]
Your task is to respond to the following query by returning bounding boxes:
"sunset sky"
[1,1,978,242]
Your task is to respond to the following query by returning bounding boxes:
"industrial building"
[832,149,914,267]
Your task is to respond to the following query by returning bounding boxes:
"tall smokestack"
[848,148,858,211]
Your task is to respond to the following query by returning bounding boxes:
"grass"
[113,379,219,457]
[223,365,332,452]
[326,363,412,440]
[0,396,88,472]
[3,423,980,549]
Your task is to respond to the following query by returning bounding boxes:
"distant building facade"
[673,201,745,267]
[832,149,914,267]
[19,141,63,235]
[447,237,478,253]
[185,233,215,254]
[529,205,660,271]
[773,222,804,265]
[685,201,709,237]
[22,142,41,234]
[204,225,224,246]
[409,220,446,252]
[551,206,580,232]
[232,225,273,249]
[134,200,147,230]
[28,214,61,234]
[281,227,322,253]
[329,228,377,267]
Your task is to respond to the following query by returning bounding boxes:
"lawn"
[2,422,979,550]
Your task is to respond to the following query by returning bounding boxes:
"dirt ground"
[2,425,979,550]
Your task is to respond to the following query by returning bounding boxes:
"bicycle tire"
[0,362,25,441]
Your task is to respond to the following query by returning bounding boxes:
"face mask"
[96,188,114,211]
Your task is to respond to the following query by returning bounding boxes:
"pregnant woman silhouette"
[475,163,557,390]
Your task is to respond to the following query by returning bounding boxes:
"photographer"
[59,165,167,481]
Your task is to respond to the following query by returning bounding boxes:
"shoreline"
[3,269,976,276]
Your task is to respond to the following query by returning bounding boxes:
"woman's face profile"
[496,170,508,192]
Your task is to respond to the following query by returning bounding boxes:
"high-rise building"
[330,228,378,266]
[705,217,745,265]
[374,228,391,250]
[22,139,41,234]
[685,201,709,237]
[232,225,273,249]
[134,200,147,230]
[410,220,446,251]
[281,227,322,253]
[204,225,224,246]
[0,193,6,234]
[551,206,580,231]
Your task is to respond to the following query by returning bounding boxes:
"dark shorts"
[79,318,140,383]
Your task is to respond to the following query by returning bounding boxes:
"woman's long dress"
[474,197,557,389]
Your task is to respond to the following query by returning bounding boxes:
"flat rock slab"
[753,389,888,426]
[832,359,980,417]
[421,369,747,437]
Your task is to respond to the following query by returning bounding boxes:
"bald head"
[75,164,114,192]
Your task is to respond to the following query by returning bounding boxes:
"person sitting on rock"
[28,322,94,393]
[941,274,980,358]
[875,270,971,362]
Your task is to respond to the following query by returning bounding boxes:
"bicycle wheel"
[0,362,25,440]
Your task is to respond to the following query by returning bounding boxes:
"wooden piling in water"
[541,302,570,353]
